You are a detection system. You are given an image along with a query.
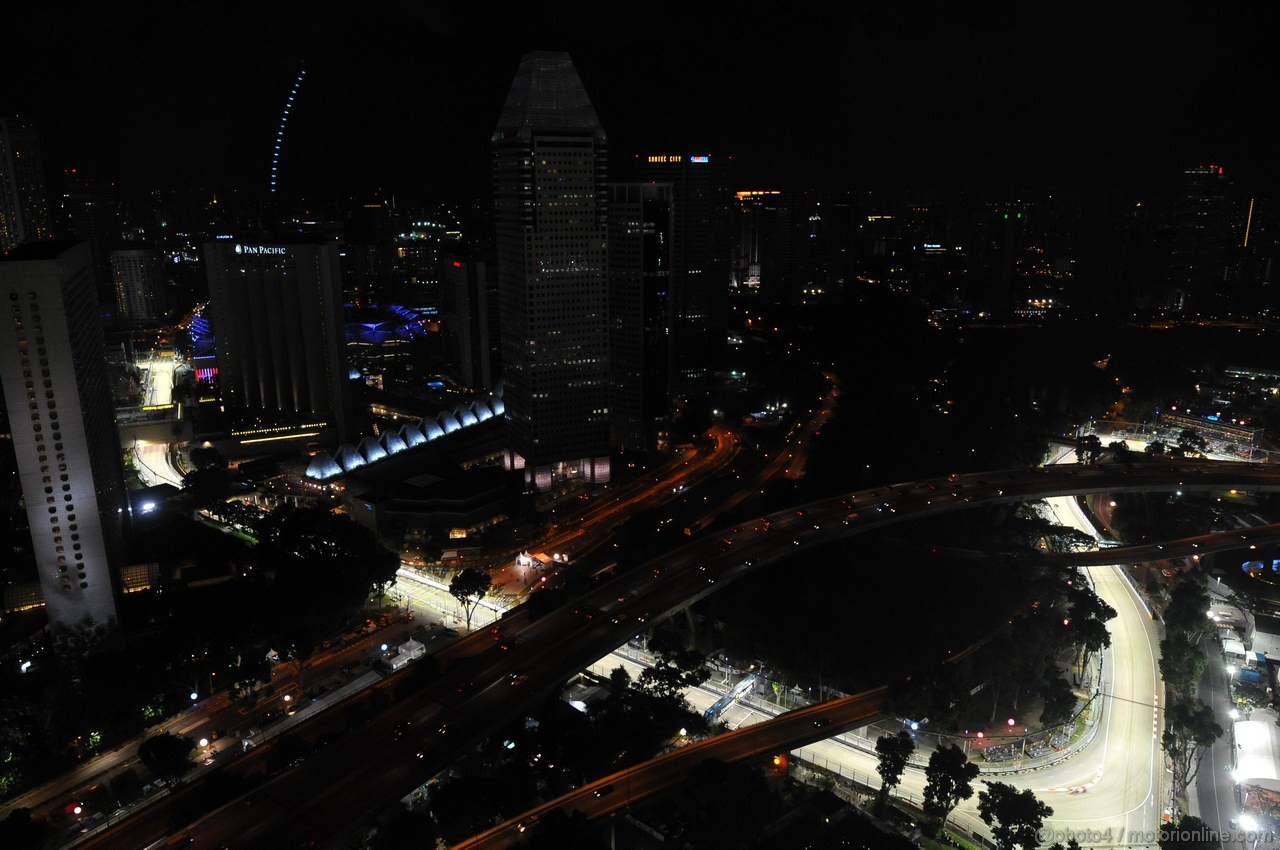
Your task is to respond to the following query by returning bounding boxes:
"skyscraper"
[633,154,730,392]
[440,248,492,392]
[62,170,122,304]
[1166,165,1233,311]
[0,242,125,633]
[492,51,610,490]
[0,117,52,253]
[608,182,672,452]
[204,240,351,447]
[110,246,164,324]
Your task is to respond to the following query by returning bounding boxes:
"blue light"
[1206,414,1220,421]
[690,155,710,163]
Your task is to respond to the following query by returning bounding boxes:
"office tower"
[441,249,491,391]
[1166,165,1233,311]
[204,240,351,446]
[62,171,121,301]
[608,183,672,452]
[492,50,610,490]
[633,154,730,391]
[732,191,782,295]
[394,214,446,310]
[0,117,52,253]
[0,242,125,633]
[995,207,1026,315]
[109,246,163,324]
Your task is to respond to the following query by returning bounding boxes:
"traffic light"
[771,754,788,775]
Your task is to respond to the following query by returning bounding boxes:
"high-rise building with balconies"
[0,241,125,633]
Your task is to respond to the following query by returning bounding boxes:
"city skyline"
[6,7,1280,850]
[6,4,1280,201]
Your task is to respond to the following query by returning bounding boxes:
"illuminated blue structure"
[305,386,506,481]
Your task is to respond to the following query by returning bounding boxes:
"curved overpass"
[113,459,1280,850]
[451,513,1280,850]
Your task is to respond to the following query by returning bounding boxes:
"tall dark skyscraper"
[608,182,672,452]
[0,117,52,253]
[204,240,351,448]
[0,242,125,633]
[633,154,730,392]
[1166,164,1233,311]
[492,51,610,490]
[62,171,122,304]
[440,248,492,392]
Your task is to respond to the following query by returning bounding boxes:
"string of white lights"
[269,64,307,194]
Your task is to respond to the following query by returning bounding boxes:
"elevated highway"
[88,459,1280,850]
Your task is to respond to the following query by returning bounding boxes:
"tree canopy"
[977,781,1054,850]
[137,732,194,781]
[449,568,492,631]
[922,743,980,835]
[873,731,915,813]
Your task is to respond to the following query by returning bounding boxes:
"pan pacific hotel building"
[204,241,351,451]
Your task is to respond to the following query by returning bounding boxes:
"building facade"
[0,242,125,632]
[204,240,351,445]
[608,182,672,452]
[492,51,610,489]
[441,249,492,392]
[0,117,52,253]
[632,154,730,391]
[110,246,164,323]
[1166,165,1233,311]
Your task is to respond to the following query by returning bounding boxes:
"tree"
[1107,440,1132,458]
[182,466,232,502]
[977,781,1054,850]
[0,809,47,850]
[1076,434,1104,465]
[873,731,915,814]
[608,666,632,694]
[1176,429,1209,457]
[634,631,709,706]
[1160,815,1222,850]
[1145,440,1168,456]
[137,732,194,781]
[1159,636,1208,699]
[1038,675,1078,728]
[1164,699,1222,799]
[922,743,979,836]
[1164,580,1214,647]
[448,568,491,631]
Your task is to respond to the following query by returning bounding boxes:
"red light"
[452,261,462,268]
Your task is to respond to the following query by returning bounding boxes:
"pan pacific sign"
[234,244,288,256]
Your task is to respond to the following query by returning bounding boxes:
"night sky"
[7,2,1280,203]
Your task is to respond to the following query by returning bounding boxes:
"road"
[72,458,1280,849]
[132,348,185,488]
